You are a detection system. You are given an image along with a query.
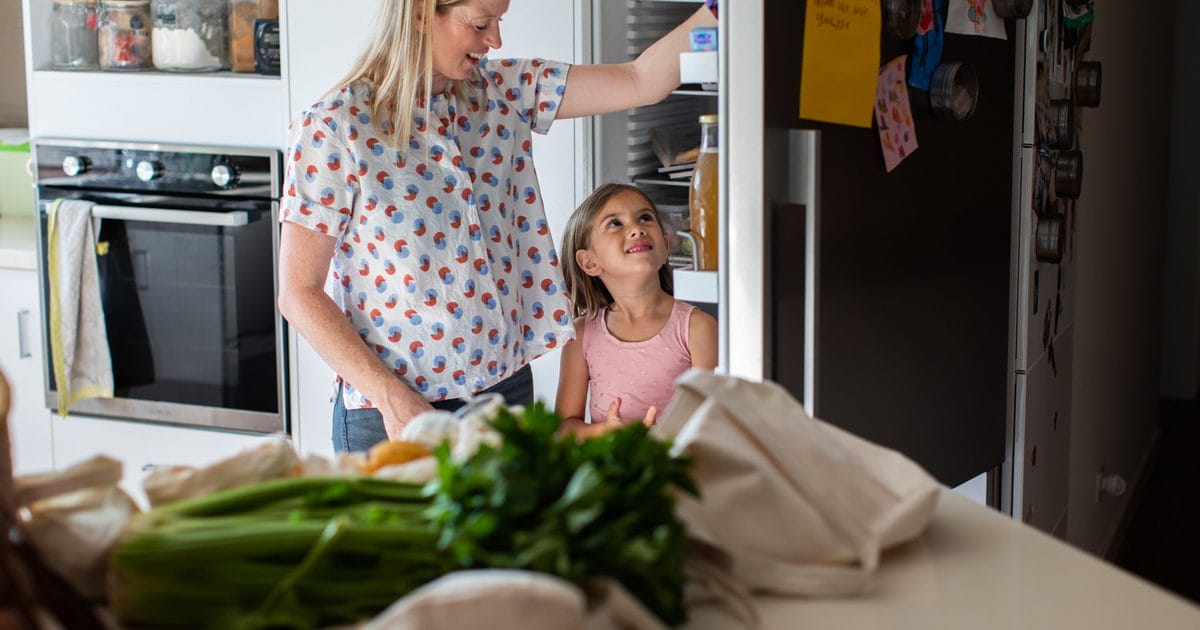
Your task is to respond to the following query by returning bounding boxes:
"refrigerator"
[742,0,1017,489]
[711,0,1094,528]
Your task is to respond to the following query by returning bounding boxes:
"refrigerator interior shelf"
[673,267,719,303]
[673,86,720,96]
[634,175,690,188]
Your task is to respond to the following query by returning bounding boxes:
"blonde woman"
[277,0,718,453]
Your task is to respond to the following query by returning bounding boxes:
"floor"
[1113,398,1200,605]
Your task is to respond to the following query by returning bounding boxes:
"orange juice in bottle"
[689,114,719,270]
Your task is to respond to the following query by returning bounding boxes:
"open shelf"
[31,69,279,87]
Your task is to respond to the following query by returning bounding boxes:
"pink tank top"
[583,299,695,423]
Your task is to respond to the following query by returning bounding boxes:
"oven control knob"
[136,160,164,182]
[62,155,90,177]
[211,163,240,189]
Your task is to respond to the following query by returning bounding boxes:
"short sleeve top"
[281,57,575,408]
[583,300,695,423]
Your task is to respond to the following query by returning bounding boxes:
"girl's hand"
[606,398,658,428]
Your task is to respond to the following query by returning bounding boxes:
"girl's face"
[581,189,669,280]
[429,0,508,94]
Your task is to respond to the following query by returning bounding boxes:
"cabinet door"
[290,331,336,460]
[0,268,54,475]
[52,414,272,508]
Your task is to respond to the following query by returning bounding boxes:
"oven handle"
[90,205,252,227]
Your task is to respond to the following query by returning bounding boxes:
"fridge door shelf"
[673,268,719,303]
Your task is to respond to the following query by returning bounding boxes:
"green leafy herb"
[426,402,698,626]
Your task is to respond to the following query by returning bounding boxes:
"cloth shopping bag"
[364,569,665,630]
[654,370,940,597]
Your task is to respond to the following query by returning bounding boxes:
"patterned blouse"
[281,57,574,408]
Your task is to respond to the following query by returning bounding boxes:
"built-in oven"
[32,139,286,434]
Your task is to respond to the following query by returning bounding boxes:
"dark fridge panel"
[766,0,1015,486]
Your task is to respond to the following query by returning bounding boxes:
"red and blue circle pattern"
[281,57,573,407]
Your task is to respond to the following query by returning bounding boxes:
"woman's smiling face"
[429,0,509,93]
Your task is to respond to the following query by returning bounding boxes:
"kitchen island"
[687,489,1200,629]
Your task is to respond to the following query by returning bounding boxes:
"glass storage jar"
[229,0,277,73]
[98,0,152,70]
[150,0,229,72]
[51,0,100,70]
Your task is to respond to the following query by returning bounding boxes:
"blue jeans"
[331,365,534,453]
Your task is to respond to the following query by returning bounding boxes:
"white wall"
[1159,0,1200,399]
[1067,0,1175,555]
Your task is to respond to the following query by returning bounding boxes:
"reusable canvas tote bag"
[654,370,940,597]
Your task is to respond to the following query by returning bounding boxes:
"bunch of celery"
[109,476,454,629]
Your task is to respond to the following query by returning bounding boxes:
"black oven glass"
[35,141,284,431]
[94,214,277,412]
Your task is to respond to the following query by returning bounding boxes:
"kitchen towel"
[653,370,940,598]
[47,198,113,415]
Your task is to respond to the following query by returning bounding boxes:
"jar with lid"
[229,0,277,73]
[151,0,229,72]
[98,0,152,70]
[51,0,100,70]
[688,114,719,271]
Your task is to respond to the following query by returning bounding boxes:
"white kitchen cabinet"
[0,267,54,476]
[290,331,335,460]
[1014,328,1073,539]
[51,413,272,508]
[21,0,285,147]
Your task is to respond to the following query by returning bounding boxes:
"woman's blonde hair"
[334,0,467,146]
[561,183,674,319]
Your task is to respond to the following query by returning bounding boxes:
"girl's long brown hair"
[561,183,674,319]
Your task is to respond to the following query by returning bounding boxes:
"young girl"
[556,183,718,435]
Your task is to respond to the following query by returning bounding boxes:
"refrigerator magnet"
[875,55,919,172]
[946,0,1008,40]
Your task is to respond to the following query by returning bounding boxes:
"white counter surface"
[687,489,1200,629]
[0,216,37,271]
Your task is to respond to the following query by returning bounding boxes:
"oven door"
[36,193,287,435]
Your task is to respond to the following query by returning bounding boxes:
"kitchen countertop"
[0,215,37,271]
[686,489,1200,629]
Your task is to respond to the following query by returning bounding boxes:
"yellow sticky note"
[799,0,882,128]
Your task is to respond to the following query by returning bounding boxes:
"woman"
[277,0,717,453]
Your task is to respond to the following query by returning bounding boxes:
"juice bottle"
[689,114,719,270]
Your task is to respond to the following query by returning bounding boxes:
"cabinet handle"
[17,309,31,359]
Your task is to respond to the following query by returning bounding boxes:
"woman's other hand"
[378,380,436,441]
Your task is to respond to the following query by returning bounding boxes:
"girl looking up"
[556,183,718,436]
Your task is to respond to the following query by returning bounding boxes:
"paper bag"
[654,370,939,597]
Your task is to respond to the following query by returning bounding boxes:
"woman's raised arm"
[557,6,717,120]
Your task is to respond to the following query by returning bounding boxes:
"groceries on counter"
[52,0,279,73]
